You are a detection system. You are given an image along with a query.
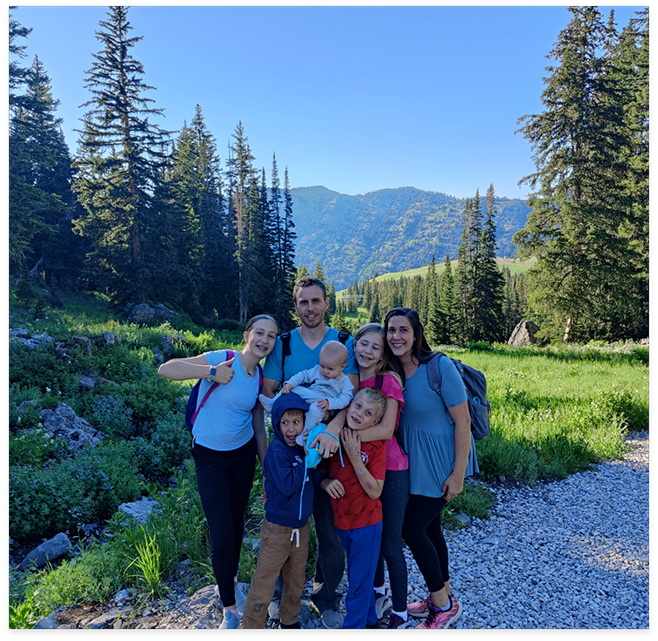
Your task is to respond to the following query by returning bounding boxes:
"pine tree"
[426,255,443,345]
[515,6,641,341]
[73,6,171,303]
[477,184,505,342]
[169,105,232,318]
[9,6,31,109]
[9,55,78,278]
[279,167,297,330]
[439,255,459,344]
[227,122,258,323]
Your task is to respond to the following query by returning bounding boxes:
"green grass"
[441,342,648,485]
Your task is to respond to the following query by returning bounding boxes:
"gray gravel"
[404,431,648,629]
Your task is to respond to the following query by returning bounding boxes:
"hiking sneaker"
[219,610,242,629]
[267,599,280,621]
[375,589,392,619]
[320,609,344,629]
[407,597,431,618]
[386,613,415,629]
[415,597,462,630]
[215,584,247,615]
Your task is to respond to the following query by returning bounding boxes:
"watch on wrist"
[208,366,217,381]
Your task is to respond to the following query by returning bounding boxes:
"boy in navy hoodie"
[242,393,317,629]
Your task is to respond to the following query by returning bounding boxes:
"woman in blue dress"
[383,307,478,630]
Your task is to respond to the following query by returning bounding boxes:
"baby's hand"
[282,383,293,394]
[321,478,345,499]
[316,399,329,412]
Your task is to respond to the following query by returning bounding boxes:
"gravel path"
[404,431,649,629]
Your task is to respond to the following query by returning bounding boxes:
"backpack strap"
[280,331,292,382]
[191,350,235,426]
[338,330,350,345]
[426,353,445,398]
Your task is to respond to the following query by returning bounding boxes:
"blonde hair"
[352,387,387,422]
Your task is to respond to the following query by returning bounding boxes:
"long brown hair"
[383,307,440,385]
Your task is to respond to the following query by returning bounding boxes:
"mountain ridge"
[290,185,530,289]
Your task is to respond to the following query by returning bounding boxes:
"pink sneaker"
[407,598,430,618]
[415,597,462,629]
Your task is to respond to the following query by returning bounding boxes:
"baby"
[260,340,354,444]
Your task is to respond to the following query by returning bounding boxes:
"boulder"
[10,330,53,350]
[156,585,224,629]
[127,303,178,326]
[118,497,160,525]
[162,334,189,353]
[39,403,103,450]
[508,320,540,347]
[19,532,71,571]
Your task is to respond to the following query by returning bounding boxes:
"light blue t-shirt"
[400,356,479,497]
[192,350,259,452]
[263,327,358,385]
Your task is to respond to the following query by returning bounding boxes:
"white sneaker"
[375,590,392,619]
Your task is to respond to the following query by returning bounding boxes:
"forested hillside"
[291,186,530,288]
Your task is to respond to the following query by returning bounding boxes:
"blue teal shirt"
[263,327,358,384]
[400,357,479,497]
[192,350,259,451]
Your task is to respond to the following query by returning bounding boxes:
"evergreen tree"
[9,55,79,279]
[269,154,290,328]
[333,299,348,332]
[278,167,297,330]
[170,105,232,318]
[426,255,443,345]
[439,255,459,344]
[73,6,171,303]
[478,184,506,341]
[515,6,642,341]
[9,6,31,108]
[227,122,259,322]
[369,291,381,324]
[611,9,649,337]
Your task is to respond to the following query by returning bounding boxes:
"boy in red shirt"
[320,388,387,629]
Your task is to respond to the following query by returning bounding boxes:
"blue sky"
[11,3,645,200]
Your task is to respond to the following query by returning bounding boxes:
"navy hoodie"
[264,393,316,529]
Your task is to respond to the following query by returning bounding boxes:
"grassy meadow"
[7,286,648,627]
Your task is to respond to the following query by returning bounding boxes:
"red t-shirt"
[327,440,386,530]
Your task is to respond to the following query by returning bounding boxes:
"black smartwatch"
[208,366,217,381]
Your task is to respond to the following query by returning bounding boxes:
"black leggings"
[401,494,449,594]
[193,437,256,608]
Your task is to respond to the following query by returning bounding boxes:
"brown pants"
[241,518,309,629]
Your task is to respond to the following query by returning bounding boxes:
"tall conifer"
[515,6,640,341]
[73,6,171,303]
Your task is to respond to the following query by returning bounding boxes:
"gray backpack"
[427,354,490,440]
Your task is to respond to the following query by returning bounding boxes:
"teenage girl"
[158,314,278,629]
[350,323,412,629]
[383,307,478,630]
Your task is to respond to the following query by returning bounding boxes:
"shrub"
[133,414,192,479]
[9,429,67,467]
[10,443,141,542]
[90,396,135,440]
